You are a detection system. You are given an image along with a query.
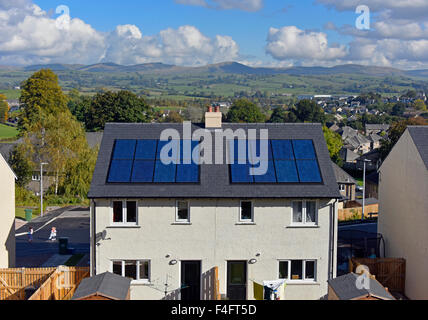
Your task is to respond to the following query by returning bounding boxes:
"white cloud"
[175,0,263,12]
[0,1,239,66]
[266,26,347,63]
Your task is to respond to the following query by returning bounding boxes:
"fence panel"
[350,258,406,293]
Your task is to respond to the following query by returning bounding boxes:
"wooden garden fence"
[349,258,406,293]
[0,266,89,300]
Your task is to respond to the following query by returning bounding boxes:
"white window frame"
[339,184,346,192]
[111,260,151,284]
[239,200,254,223]
[175,200,190,223]
[278,260,317,283]
[111,200,138,226]
[32,174,40,181]
[291,200,318,226]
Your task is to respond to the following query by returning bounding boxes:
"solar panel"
[154,160,177,183]
[229,139,248,164]
[230,163,254,183]
[229,139,322,184]
[176,163,199,183]
[271,140,294,160]
[108,139,200,184]
[108,160,133,183]
[253,160,277,183]
[131,160,155,183]
[275,160,299,183]
[292,140,316,159]
[112,140,136,160]
[134,140,157,160]
[296,160,322,183]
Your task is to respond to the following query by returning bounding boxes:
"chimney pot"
[215,106,220,113]
[208,106,213,113]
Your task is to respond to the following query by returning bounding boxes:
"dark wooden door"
[227,261,247,300]
[181,261,201,301]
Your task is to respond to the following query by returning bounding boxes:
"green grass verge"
[15,207,41,221]
[0,123,18,139]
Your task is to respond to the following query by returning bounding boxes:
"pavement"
[15,206,90,268]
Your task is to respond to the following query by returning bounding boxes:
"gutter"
[329,199,338,280]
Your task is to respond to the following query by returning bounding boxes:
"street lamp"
[362,159,371,221]
[40,162,48,217]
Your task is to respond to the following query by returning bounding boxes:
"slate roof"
[88,123,341,199]
[332,162,356,185]
[408,126,428,170]
[328,273,395,300]
[72,272,131,300]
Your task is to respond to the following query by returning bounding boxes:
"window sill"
[285,281,320,286]
[171,222,192,225]
[236,222,256,225]
[131,280,152,286]
[107,225,141,229]
[286,225,319,229]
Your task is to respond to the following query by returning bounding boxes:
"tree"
[413,99,427,111]
[267,107,297,123]
[8,145,33,187]
[323,126,343,165]
[380,117,428,160]
[0,94,9,123]
[392,102,406,116]
[67,89,92,124]
[85,90,153,131]
[164,110,184,123]
[226,99,266,123]
[292,99,326,124]
[18,69,68,132]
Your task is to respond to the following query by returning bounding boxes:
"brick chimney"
[205,105,222,128]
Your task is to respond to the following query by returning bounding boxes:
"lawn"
[16,207,41,221]
[0,123,18,140]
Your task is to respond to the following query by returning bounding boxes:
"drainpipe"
[91,200,97,276]
[329,199,338,280]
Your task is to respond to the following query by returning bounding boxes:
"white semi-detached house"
[0,153,16,268]
[88,111,340,300]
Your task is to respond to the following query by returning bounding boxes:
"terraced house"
[88,111,340,300]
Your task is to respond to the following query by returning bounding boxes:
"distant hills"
[12,61,428,78]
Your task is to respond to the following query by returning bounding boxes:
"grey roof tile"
[408,126,428,170]
[72,272,131,300]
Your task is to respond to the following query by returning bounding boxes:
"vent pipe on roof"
[205,105,222,129]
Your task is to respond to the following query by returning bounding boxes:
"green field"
[0,89,21,100]
[0,123,18,139]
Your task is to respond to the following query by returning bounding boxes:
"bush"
[15,185,39,207]
[44,194,89,206]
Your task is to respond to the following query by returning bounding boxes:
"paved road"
[15,207,90,267]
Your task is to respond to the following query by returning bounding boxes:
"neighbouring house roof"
[365,124,390,132]
[407,126,428,170]
[332,162,356,185]
[86,132,103,149]
[328,273,395,300]
[340,147,360,163]
[72,272,131,300]
[88,123,341,199]
[356,198,379,206]
[368,133,382,143]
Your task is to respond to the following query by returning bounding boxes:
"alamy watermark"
[158,122,269,176]
[356,5,370,30]
[55,5,71,31]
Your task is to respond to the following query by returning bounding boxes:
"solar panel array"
[229,139,322,183]
[108,140,200,183]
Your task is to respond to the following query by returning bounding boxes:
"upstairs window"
[292,200,317,225]
[240,201,254,222]
[112,200,138,225]
[176,201,190,223]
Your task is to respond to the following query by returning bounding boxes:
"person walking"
[28,227,34,243]
[48,227,57,241]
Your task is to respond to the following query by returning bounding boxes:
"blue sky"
[1,0,428,69]
[35,0,354,63]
